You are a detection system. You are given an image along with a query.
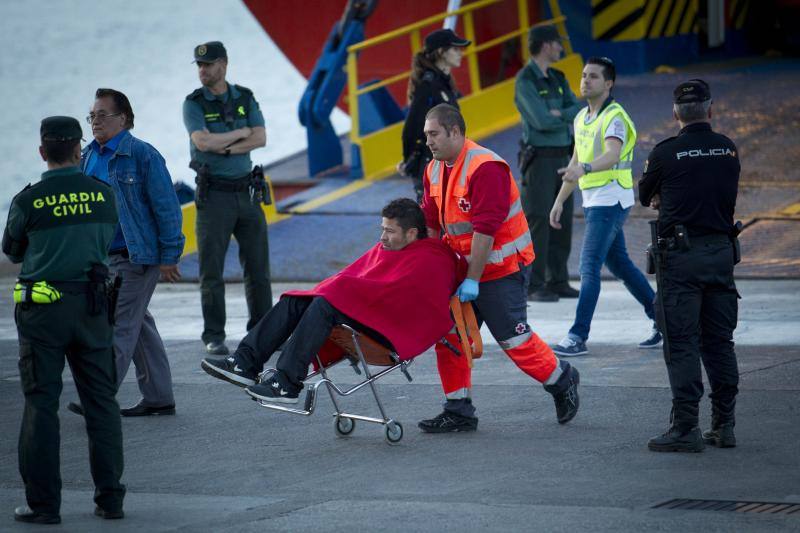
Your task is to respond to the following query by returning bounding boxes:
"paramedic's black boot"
[419,399,477,433]
[543,361,580,424]
[418,411,478,433]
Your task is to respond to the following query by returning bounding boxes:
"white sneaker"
[552,336,588,357]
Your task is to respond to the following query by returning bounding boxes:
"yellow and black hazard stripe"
[592,0,700,42]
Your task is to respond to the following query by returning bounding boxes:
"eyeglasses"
[85,112,122,124]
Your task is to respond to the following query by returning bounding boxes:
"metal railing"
[345,0,569,146]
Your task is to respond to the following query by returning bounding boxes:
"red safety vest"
[424,138,534,282]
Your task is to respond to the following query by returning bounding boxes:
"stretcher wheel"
[334,416,355,437]
[384,420,403,444]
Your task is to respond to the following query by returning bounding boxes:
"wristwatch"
[581,162,592,174]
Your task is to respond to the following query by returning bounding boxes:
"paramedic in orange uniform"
[418,104,581,433]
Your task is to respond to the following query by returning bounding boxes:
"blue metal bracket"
[298,20,365,177]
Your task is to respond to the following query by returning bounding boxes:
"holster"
[190,160,211,208]
[248,165,271,205]
[646,245,656,275]
[87,263,110,317]
[731,220,743,264]
[517,142,536,175]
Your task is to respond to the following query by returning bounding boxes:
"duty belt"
[525,145,571,157]
[207,174,251,192]
[50,281,92,293]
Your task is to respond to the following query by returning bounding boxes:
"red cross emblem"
[458,197,471,212]
[515,323,528,334]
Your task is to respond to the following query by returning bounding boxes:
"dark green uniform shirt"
[182,83,265,179]
[4,166,118,281]
[514,61,581,147]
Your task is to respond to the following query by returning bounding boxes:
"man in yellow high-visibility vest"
[549,57,659,357]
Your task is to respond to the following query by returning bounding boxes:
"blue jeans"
[569,204,655,341]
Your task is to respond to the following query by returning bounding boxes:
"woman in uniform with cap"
[399,28,470,202]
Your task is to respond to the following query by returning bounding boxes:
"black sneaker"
[648,426,705,452]
[94,506,124,519]
[418,411,478,433]
[14,505,61,524]
[201,356,257,387]
[548,283,579,298]
[527,288,559,302]
[205,341,230,355]
[702,424,736,448]
[544,363,580,424]
[246,376,299,404]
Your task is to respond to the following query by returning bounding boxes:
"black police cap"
[40,116,82,142]
[424,29,471,52]
[194,41,227,63]
[673,79,711,104]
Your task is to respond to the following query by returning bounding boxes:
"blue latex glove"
[456,278,480,302]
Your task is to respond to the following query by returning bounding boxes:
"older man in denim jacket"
[69,88,185,417]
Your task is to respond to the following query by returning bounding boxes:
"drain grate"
[653,499,800,515]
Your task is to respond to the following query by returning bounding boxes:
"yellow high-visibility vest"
[574,101,636,190]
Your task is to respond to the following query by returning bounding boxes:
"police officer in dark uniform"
[400,29,470,201]
[4,117,125,523]
[639,80,741,452]
[183,41,271,355]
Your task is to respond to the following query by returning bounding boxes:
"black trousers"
[15,293,125,515]
[196,188,272,344]
[235,296,388,388]
[656,235,739,429]
[520,151,573,292]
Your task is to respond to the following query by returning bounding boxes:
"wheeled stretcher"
[249,297,482,445]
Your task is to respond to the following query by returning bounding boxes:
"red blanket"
[286,238,464,360]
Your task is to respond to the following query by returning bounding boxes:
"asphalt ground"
[0,279,798,532]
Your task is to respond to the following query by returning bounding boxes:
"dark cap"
[40,116,82,142]
[528,24,564,45]
[673,79,711,104]
[194,41,227,63]
[424,29,471,52]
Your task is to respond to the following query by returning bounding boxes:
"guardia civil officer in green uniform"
[183,41,271,355]
[514,24,581,302]
[640,80,741,453]
[4,117,125,524]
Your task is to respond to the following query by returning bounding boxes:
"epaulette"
[550,67,566,82]
[653,136,677,149]
[421,71,436,83]
[9,183,34,203]
[233,84,253,97]
[185,88,205,101]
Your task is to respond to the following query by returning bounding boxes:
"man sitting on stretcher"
[201,198,465,403]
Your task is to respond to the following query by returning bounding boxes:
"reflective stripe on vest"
[428,138,534,282]
[458,148,502,188]
[575,102,637,190]
[429,160,442,186]
[444,198,523,236]
[466,231,532,265]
